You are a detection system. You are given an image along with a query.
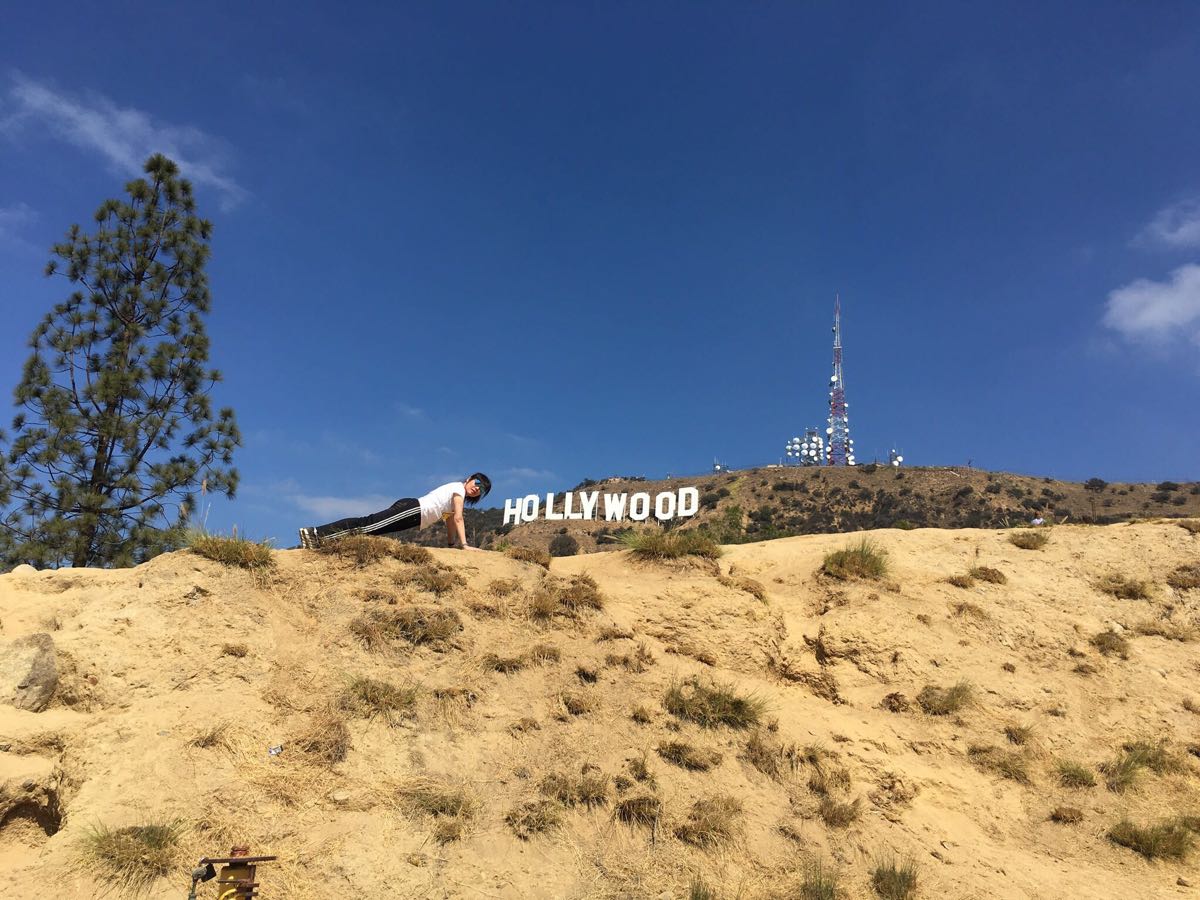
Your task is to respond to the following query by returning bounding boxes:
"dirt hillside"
[1,521,1199,899]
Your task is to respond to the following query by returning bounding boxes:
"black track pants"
[315,497,421,540]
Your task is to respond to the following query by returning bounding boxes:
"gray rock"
[0,633,59,711]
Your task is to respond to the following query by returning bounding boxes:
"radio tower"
[826,295,855,466]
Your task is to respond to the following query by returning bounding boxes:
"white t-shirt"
[418,481,466,530]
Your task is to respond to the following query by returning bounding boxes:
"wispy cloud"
[502,466,558,483]
[1135,197,1200,250]
[2,73,246,210]
[0,201,36,249]
[288,492,393,520]
[395,402,426,419]
[1103,263,1200,347]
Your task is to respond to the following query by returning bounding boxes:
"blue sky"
[2,2,1199,543]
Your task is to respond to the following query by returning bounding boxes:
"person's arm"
[451,493,475,549]
[445,516,456,547]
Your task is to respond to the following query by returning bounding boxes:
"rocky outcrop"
[0,634,58,712]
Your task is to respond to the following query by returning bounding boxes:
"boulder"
[0,634,59,712]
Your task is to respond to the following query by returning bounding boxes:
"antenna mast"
[827,295,855,466]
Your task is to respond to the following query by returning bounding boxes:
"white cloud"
[503,466,558,483]
[288,492,393,520]
[394,402,426,419]
[2,73,246,210]
[1136,198,1200,250]
[1103,263,1200,346]
[0,202,36,248]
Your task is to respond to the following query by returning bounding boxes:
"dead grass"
[618,529,722,560]
[395,777,477,843]
[675,794,742,847]
[596,624,634,641]
[799,862,840,900]
[506,545,552,568]
[1008,529,1050,550]
[871,857,918,899]
[1090,630,1130,659]
[338,676,418,723]
[663,677,764,729]
[741,729,800,780]
[188,721,232,751]
[1108,818,1194,860]
[1003,724,1034,746]
[1175,519,1200,535]
[558,691,597,717]
[952,600,988,618]
[540,769,611,809]
[969,566,1008,584]
[1167,562,1200,591]
[505,799,562,839]
[1134,619,1197,642]
[807,761,852,797]
[631,705,653,724]
[718,573,767,600]
[293,708,351,766]
[628,752,657,787]
[968,745,1030,784]
[481,652,527,673]
[818,796,862,827]
[79,820,182,890]
[349,605,463,650]
[1095,573,1152,600]
[488,577,521,597]
[527,642,562,663]
[317,534,432,566]
[220,642,249,658]
[509,717,540,735]
[916,680,972,716]
[690,877,717,900]
[821,538,889,580]
[1057,759,1097,788]
[394,564,465,595]
[1101,739,1183,792]
[189,532,274,570]
[657,740,722,771]
[605,642,655,673]
[880,692,910,713]
[1050,806,1083,824]
[946,574,975,589]
[614,795,661,828]
[530,574,604,620]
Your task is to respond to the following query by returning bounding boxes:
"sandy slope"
[0,522,1197,899]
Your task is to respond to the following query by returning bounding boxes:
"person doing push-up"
[298,473,491,550]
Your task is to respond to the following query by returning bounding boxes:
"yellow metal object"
[216,862,254,900]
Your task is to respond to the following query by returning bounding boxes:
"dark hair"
[466,472,491,505]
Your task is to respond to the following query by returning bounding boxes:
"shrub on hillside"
[821,538,889,580]
[190,532,274,570]
[617,529,721,560]
[506,545,552,568]
[548,534,579,557]
[1008,530,1049,550]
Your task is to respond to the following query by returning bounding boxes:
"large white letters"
[503,497,523,526]
[629,492,650,521]
[503,486,699,524]
[544,492,563,521]
[604,493,627,521]
[655,491,677,520]
[677,486,699,517]
[521,494,540,522]
[579,491,598,519]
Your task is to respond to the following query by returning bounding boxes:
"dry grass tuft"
[917,680,972,716]
[631,705,653,724]
[349,605,463,650]
[1095,573,1151,600]
[799,861,840,900]
[293,708,351,766]
[1050,806,1083,824]
[605,642,655,673]
[395,777,477,843]
[1134,619,1197,642]
[1167,562,1200,591]
[506,545,552,568]
[559,691,597,717]
[540,769,611,809]
[481,652,527,673]
[871,857,918,899]
[1108,818,1194,860]
[880,692,910,713]
[968,745,1030,784]
[1176,519,1200,535]
[657,740,722,771]
[1008,529,1050,550]
[821,538,889,580]
[596,624,634,641]
[1003,724,1034,746]
[79,820,182,889]
[952,600,988,618]
[1090,630,1130,658]
[317,534,431,566]
[188,721,232,751]
[1057,759,1097,788]
[1101,740,1182,792]
[618,529,722,560]
[219,642,249,659]
[527,642,561,663]
[615,794,661,828]
[190,532,274,570]
[742,729,800,780]
[718,573,767,600]
[663,677,764,729]
[690,877,717,900]
[530,574,604,620]
[338,676,418,723]
[675,794,742,847]
[969,566,1008,584]
[395,564,465,595]
[488,577,521,597]
[509,717,540,735]
[818,796,862,827]
[628,752,657,787]
[506,799,562,839]
[946,574,975,589]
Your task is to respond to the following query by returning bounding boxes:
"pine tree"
[0,154,239,569]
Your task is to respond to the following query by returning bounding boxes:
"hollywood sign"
[503,487,700,526]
